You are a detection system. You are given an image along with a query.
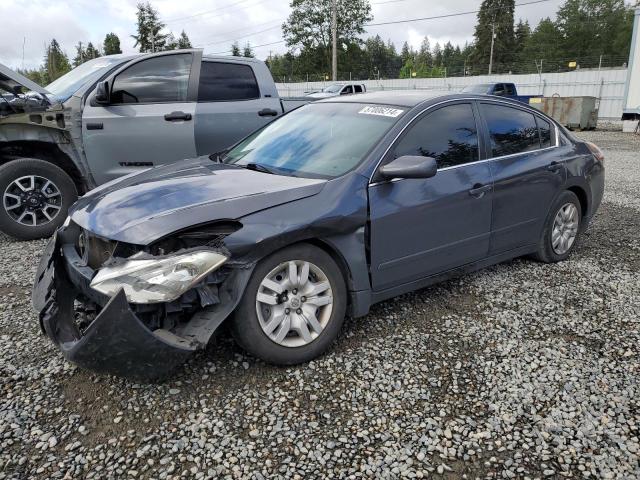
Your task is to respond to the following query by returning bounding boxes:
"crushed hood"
[0,62,50,95]
[70,157,327,245]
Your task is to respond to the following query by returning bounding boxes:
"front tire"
[0,158,77,240]
[533,190,582,263]
[231,244,347,365]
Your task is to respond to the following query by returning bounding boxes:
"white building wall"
[623,8,640,116]
[276,68,629,120]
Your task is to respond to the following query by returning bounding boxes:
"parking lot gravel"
[1,130,638,480]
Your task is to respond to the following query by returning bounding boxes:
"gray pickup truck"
[0,50,308,239]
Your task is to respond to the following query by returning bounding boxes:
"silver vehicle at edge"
[0,50,307,240]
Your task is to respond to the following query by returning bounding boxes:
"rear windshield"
[461,84,491,94]
[223,102,405,179]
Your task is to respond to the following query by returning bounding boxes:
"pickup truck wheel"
[0,158,77,240]
[231,244,347,365]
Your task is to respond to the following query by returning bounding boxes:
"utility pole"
[488,22,496,75]
[331,0,337,81]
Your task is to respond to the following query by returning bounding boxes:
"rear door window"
[504,84,516,95]
[198,62,260,101]
[481,103,540,157]
[354,85,363,93]
[392,103,479,169]
[111,54,191,104]
[536,116,553,148]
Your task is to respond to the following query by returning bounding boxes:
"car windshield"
[461,84,491,94]
[322,84,343,93]
[45,56,127,102]
[223,102,405,179]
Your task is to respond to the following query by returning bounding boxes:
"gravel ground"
[1,131,638,480]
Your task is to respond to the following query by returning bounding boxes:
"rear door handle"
[547,162,563,172]
[86,122,103,130]
[469,184,491,198]
[258,108,279,117]
[164,111,192,122]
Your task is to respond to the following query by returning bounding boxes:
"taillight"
[585,141,604,163]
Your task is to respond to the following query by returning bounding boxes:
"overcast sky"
[0,0,597,71]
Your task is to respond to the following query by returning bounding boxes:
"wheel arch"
[0,140,86,194]
[566,185,588,219]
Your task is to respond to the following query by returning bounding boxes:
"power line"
[197,24,282,47]
[164,0,267,24]
[208,39,285,55]
[193,20,282,46]
[365,0,554,27]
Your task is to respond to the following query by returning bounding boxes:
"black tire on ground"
[0,158,78,240]
[231,243,347,365]
[533,190,582,263]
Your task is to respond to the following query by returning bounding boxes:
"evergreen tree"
[177,31,192,49]
[85,42,101,60]
[416,37,432,66]
[556,0,634,62]
[231,41,241,56]
[73,42,86,67]
[432,42,443,66]
[243,42,255,58]
[103,33,122,55]
[472,0,516,73]
[43,39,71,83]
[400,41,413,64]
[131,2,169,52]
[520,17,562,71]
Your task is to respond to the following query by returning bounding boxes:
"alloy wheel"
[3,175,63,227]
[551,202,579,255]
[255,260,333,348]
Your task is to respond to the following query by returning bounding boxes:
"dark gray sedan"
[33,92,605,379]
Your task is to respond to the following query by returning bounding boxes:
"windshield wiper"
[243,162,277,175]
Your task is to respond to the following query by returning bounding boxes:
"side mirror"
[380,155,437,179]
[95,81,110,104]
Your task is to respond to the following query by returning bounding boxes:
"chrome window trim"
[368,97,561,186]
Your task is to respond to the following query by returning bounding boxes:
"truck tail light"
[585,141,604,163]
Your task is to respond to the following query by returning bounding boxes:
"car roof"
[318,90,451,107]
[318,90,540,111]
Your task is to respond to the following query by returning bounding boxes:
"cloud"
[0,0,581,72]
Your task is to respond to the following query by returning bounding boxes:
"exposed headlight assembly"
[90,249,228,304]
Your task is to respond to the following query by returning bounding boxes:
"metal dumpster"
[529,96,598,130]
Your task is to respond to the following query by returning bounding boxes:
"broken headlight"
[89,249,228,304]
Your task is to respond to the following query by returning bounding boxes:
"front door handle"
[469,184,491,198]
[547,161,563,172]
[258,108,279,117]
[164,111,192,122]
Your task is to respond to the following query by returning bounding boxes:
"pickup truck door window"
[194,61,282,156]
[341,85,353,94]
[479,102,565,254]
[198,62,259,101]
[493,83,505,95]
[368,102,493,291]
[82,54,197,184]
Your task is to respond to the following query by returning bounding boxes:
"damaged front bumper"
[32,227,252,381]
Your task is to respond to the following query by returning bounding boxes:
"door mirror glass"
[380,155,437,179]
[95,80,110,104]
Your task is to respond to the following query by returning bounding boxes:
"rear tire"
[533,190,582,263]
[231,244,347,365]
[0,158,77,240]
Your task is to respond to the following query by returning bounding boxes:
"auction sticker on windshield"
[358,106,404,118]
